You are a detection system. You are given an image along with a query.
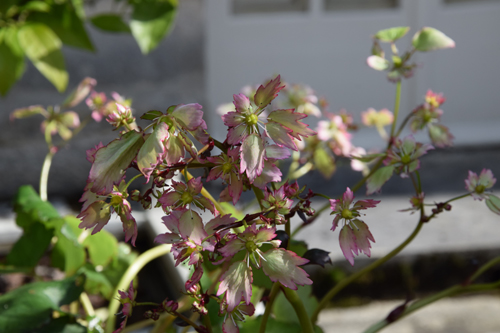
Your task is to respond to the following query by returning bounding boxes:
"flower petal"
[178,210,207,245]
[240,134,265,183]
[261,249,312,290]
[171,104,204,131]
[254,75,285,109]
[217,261,253,312]
[137,122,169,182]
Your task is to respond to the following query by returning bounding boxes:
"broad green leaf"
[140,109,163,121]
[51,217,86,276]
[273,285,318,323]
[366,55,389,71]
[0,26,25,96]
[17,23,68,92]
[13,185,59,229]
[0,275,85,332]
[79,264,114,299]
[91,14,131,33]
[375,26,410,42]
[130,0,177,54]
[6,222,54,268]
[366,165,395,195]
[70,0,85,19]
[219,202,245,220]
[486,195,500,215]
[313,145,336,179]
[28,4,94,51]
[412,27,455,52]
[83,228,118,267]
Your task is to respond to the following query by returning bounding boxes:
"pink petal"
[339,226,357,266]
[232,93,252,113]
[254,75,285,109]
[159,191,182,209]
[265,122,297,150]
[261,249,312,290]
[265,145,291,160]
[166,135,185,166]
[78,202,111,235]
[161,210,184,234]
[178,210,207,245]
[185,264,204,291]
[252,161,282,189]
[137,122,169,182]
[89,131,144,195]
[240,134,265,183]
[267,109,316,139]
[351,220,375,257]
[228,172,243,205]
[217,261,253,312]
[154,232,182,244]
[227,124,250,145]
[171,104,204,131]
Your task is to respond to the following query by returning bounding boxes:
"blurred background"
[1,0,500,331]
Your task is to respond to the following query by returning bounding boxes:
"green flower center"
[222,162,233,173]
[181,192,193,204]
[245,241,258,253]
[401,154,412,165]
[475,184,485,194]
[423,110,432,123]
[110,195,122,206]
[246,114,259,125]
[341,208,353,219]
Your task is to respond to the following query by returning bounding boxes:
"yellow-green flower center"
[245,241,258,253]
[246,114,259,125]
[181,192,193,204]
[401,154,411,165]
[475,184,485,194]
[222,162,233,173]
[341,208,353,219]
[110,195,122,206]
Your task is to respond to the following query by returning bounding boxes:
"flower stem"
[283,288,315,333]
[363,280,500,333]
[79,292,95,316]
[311,220,424,324]
[105,244,172,333]
[259,282,282,333]
[390,80,402,138]
[39,151,54,201]
[125,173,143,190]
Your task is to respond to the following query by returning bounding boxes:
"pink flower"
[159,177,217,215]
[86,91,108,122]
[465,169,497,201]
[107,103,136,129]
[113,281,135,333]
[207,148,243,205]
[261,185,294,224]
[78,181,138,246]
[425,90,446,108]
[316,112,352,156]
[330,187,379,265]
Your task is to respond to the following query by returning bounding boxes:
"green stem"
[259,282,282,333]
[283,288,315,333]
[290,162,314,180]
[105,244,172,333]
[125,173,143,190]
[39,151,54,201]
[364,280,500,333]
[470,256,500,282]
[390,80,402,138]
[311,220,424,324]
[79,292,95,316]
[202,314,213,333]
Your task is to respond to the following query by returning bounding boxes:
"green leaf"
[6,222,54,268]
[273,285,318,323]
[366,165,395,195]
[79,264,114,299]
[375,26,410,42]
[0,26,25,96]
[140,110,163,121]
[313,145,336,179]
[130,0,177,54]
[0,275,85,332]
[412,27,455,52]
[17,23,68,92]
[351,153,386,163]
[101,243,138,289]
[486,195,500,215]
[91,14,131,33]
[13,185,60,229]
[27,4,94,51]
[83,228,118,267]
[0,0,18,16]
[51,217,86,276]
